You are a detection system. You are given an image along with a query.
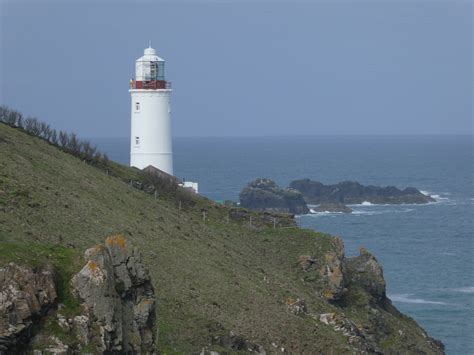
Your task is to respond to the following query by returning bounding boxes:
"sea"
[92,135,473,355]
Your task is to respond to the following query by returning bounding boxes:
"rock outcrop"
[346,247,386,301]
[298,237,347,302]
[0,263,57,353]
[299,239,445,354]
[71,235,156,354]
[319,238,347,301]
[290,179,435,205]
[239,178,309,214]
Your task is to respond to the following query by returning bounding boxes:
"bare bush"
[0,105,110,169]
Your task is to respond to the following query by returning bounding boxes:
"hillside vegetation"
[0,123,443,354]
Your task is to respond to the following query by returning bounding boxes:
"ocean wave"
[390,294,447,305]
[307,210,344,216]
[304,208,415,217]
[420,190,453,203]
[439,251,456,256]
[352,210,383,216]
[453,286,474,294]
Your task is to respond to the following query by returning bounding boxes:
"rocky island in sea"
[290,179,435,205]
[240,178,435,214]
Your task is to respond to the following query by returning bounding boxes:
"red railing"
[129,80,172,90]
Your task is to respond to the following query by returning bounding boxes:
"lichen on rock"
[71,235,156,353]
[319,237,347,302]
[346,247,386,301]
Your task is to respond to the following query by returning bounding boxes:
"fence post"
[273,217,276,229]
[249,216,253,227]
[179,200,182,212]
[202,211,206,222]
[154,191,157,200]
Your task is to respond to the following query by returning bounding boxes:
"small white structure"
[129,45,173,175]
[183,181,199,194]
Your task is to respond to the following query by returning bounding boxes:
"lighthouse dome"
[137,46,164,62]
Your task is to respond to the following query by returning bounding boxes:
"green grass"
[0,123,442,354]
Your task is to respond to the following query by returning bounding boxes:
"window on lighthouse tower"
[135,102,140,111]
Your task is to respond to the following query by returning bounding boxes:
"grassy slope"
[0,124,438,354]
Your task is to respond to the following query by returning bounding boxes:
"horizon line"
[85,133,474,140]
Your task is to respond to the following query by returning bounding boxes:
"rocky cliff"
[298,241,445,354]
[239,178,309,214]
[290,179,435,205]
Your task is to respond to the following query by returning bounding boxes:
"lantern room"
[130,46,171,90]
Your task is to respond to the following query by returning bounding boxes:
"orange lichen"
[322,288,334,300]
[330,266,342,281]
[285,298,296,306]
[87,260,99,273]
[137,299,154,309]
[106,234,127,249]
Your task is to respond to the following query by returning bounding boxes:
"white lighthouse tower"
[129,45,173,175]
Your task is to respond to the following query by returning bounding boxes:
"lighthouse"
[129,45,173,175]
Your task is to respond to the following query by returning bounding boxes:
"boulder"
[71,235,156,353]
[239,178,309,215]
[286,298,308,315]
[0,263,57,353]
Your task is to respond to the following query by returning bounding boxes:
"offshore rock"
[71,235,156,354]
[290,179,435,205]
[0,263,57,353]
[239,178,309,215]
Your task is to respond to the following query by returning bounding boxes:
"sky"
[0,0,472,137]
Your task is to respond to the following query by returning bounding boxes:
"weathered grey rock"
[319,237,347,301]
[346,247,386,301]
[71,235,156,354]
[72,315,90,345]
[44,336,69,354]
[286,298,307,315]
[0,263,57,353]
